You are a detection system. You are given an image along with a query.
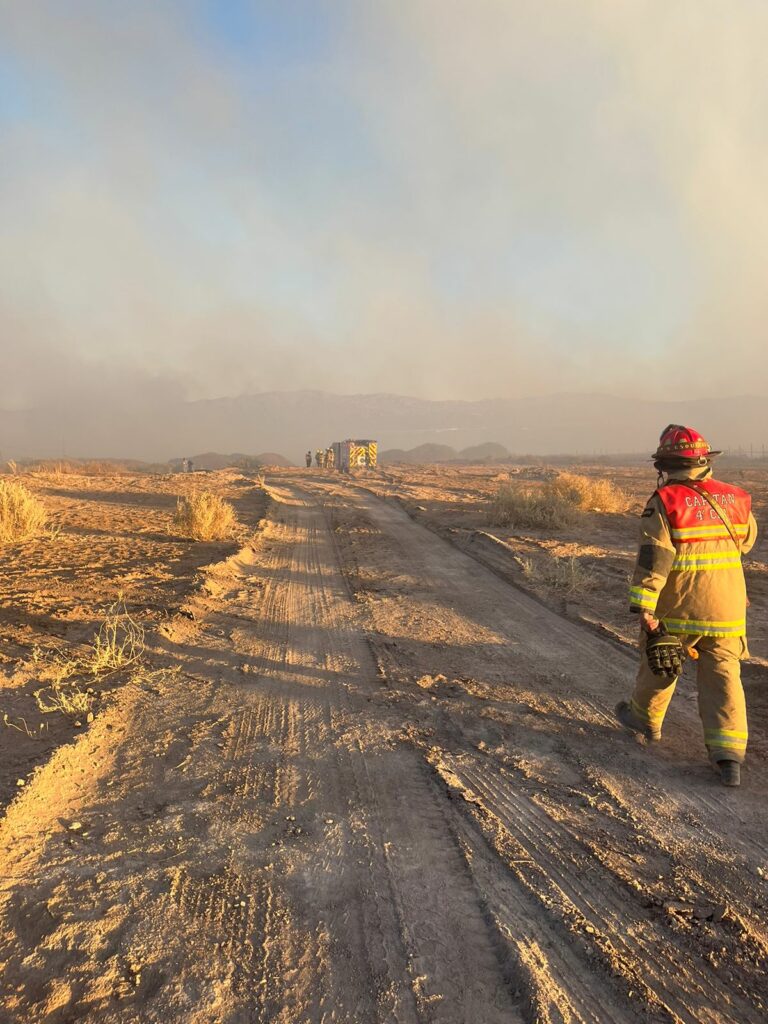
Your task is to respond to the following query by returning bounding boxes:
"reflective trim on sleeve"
[628,585,658,611]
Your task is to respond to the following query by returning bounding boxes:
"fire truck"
[331,439,378,472]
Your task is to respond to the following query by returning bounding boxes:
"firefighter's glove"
[645,630,686,680]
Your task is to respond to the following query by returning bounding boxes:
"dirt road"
[1,476,766,1023]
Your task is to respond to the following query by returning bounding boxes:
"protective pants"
[629,635,748,763]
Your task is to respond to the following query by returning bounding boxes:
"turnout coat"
[628,471,757,639]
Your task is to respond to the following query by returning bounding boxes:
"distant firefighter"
[305,451,312,468]
[325,447,335,469]
[315,449,326,468]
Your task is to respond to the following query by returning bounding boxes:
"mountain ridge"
[1,390,766,462]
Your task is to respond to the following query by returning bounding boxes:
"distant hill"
[379,441,511,465]
[253,452,294,468]
[380,443,458,464]
[458,442,510,461]
[2,389,767,462]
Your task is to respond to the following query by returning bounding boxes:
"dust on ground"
[0,465,766,1023]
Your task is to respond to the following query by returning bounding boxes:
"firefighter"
[315,449,325,469]
[615,425,757,787]
[305,451,312,468]
[325,446,335,469]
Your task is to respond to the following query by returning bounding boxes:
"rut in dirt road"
[1,478,766,1023]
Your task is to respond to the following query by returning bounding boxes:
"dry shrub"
[549,472,630,513]
[520,555,595,594]
[491,483,578,530]
[173,491,237,541]
[0,478,48,543]
[491,472,629,529]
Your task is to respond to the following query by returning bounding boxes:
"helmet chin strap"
[654,457,711,488]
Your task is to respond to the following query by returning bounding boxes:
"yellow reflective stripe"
[663,617,746,637]
[672,552,742,564]
[671,559,742,572]
[706,738,748,748]
[704,728,748,740]
[664,617,745,627]
[672,522,748,532]
[671,524,748,538]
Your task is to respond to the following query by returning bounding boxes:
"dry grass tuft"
[34,682,96,725]
[34,596,145,685]
[172,491,238,541]
[519,555,595,594]
[0,478,48,543]
[29,598,146,726]
[89,597,145,674]
[491,483,578,530]
[549,472,631,513]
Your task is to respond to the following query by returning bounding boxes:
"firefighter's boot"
[615,700,661,742]
[718,760,740,788]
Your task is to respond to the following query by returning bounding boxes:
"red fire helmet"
[652,424,721,462]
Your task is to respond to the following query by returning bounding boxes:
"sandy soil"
[1,467,767,1022]
[0,469,266,815]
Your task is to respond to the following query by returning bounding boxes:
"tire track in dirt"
[433,749,763,1023]
[270,486,522,1024]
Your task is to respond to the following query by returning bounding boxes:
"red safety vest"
[656,479,751,545]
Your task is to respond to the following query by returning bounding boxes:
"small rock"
[664,900,694,916]
[68,821,84,832]
[324,818,334,825]
[16,779,25,787]
[693,902,727,922]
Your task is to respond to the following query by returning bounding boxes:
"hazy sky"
[2,1,767,410]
